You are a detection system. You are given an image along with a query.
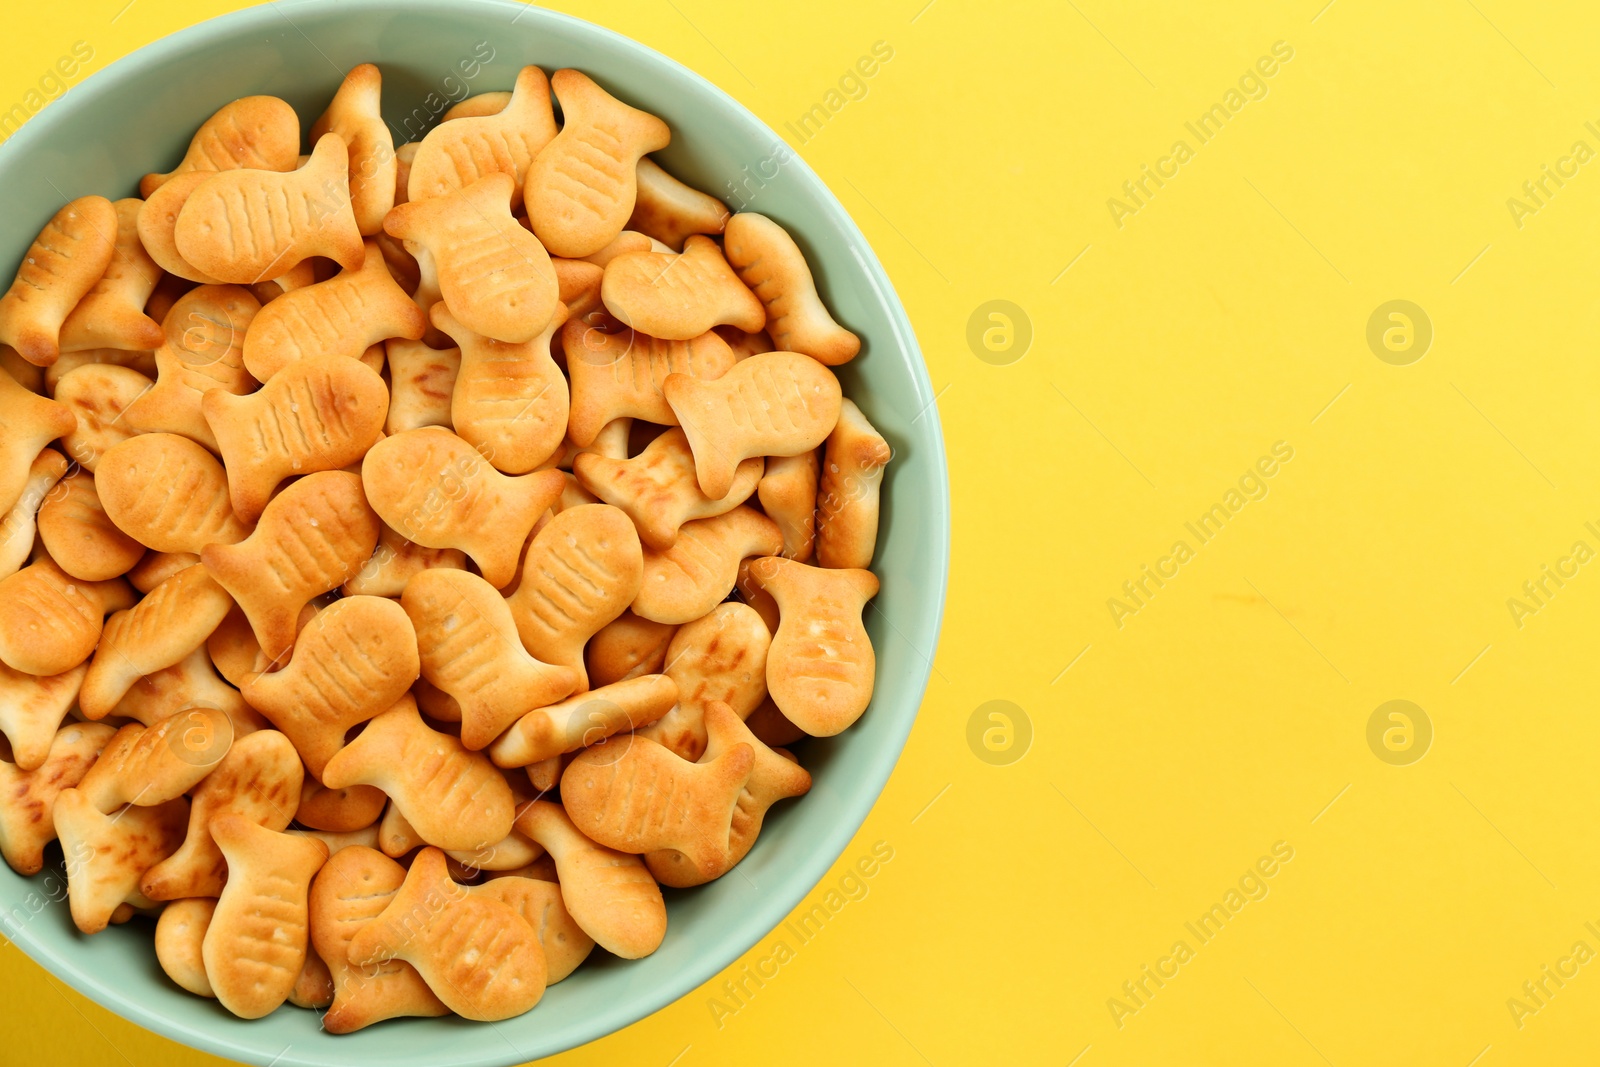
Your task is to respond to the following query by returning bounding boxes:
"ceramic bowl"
[0,2,948,1062]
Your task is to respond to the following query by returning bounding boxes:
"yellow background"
[4,0,1600,1063]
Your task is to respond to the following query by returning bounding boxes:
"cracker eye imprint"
[0,58,889,1031]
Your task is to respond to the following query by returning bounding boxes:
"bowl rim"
[0,1,951,1062]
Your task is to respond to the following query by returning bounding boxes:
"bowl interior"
[0,2,948,1063]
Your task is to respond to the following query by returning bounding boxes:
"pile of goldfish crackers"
[0,62,891,1028]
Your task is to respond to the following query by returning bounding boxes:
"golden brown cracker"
[561,732,752,884]
[155,898,217,997]
[574,426,761,551]
[58,197,165,354]
[504,503,642,689]
[665,350,842,498]
[203,355,388,523]
[435,301,568,473]
[749,556,878,736]
[633,506,782,624]
[383,337,459,434]
[0,723,115,874]
[121,284,260,449]
[387,172,560,345]
[201,470,380,660]
[289,947,335,1010]
[0,448,68,579]
[0,364,76,514]
[639,602,770,761]
[96,433,249,555]
[584,611,677,688]
[136,172,228,284]
[526,70,670,258]
[440,91,512,122]
[310,63,397,236]
[563,318,737,446]
[402,568,577,751]
[0,558,126,675]
[489,673,676,768]
[140,96,300,198]
[346,846,546,1021]
[0,658,87,771]
[646,700,809,886]
[310,845,450,1033]
[551,257,604,320]
[746,696,807,748]
[53,787,188,933]
[758,448,820,562]
[514,800,666,959]
[36,469,146,581]
[341,521,466,598]
[628,157,730,251]
[44,346,158,393]
[470,875,593,983]
[240,596,419,777]
[361,428,563,588]
[76,706,233,809]
[296,776,387,834]
[815,398,890,569]
[321,695,514,851]
[140,728,302,900]
[723,212,859,365]
[241,238,424,381]
[53,363,151,471]
[78,565,234,718]
[600,235,764,341]
[111,645,266,738]
[175,133,364,283]
[202,815,328,1017]
[714,324,775,359]
[0,197,119,366]
[408,66,557,209]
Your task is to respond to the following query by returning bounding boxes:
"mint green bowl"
[0,1,948,1063]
